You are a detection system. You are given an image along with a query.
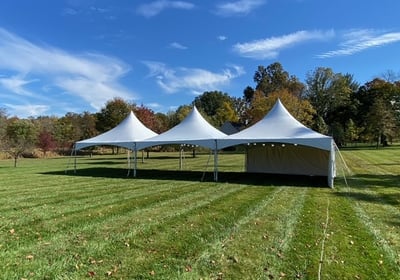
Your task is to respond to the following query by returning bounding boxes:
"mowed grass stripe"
[1,182,255,278]
[191,187,308,279]
[1,180,206,234]
[1,181,226,249]
[102,185,278,279]
[0,176,201,213]
[349,197,400,271]
[1,148,400,279]
[317,191,400,279]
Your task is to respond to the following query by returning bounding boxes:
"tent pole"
[214,140,218,182]
[179,146,183,170]
[126,150,130,176]
[328,140,335,188]
[134,143,137,177]
[73,146,77,174]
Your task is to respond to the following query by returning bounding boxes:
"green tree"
[193,91,237,126]
[214,100,239,127]
[305,67,359,142]
[344,119,360,145]
[354,78,400,143]
[4,118,38,167]
[154,112,169,133]
[79,112,98,140]
[167,105,192,128]
[96,97,134,133]
[0,108,7,143]
[246,90,268,125]
[366,98,397,148]
[253,62,304,97]
[53,116,76,154]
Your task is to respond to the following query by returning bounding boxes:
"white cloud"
[0,28,135,113]
[0,75,38,96]
[317,29,400,58]
[218,35,228,41]
[143,61,245,94]
[215,0,266,16]
[137,0,195,17]
[169,42,187,50]
[5,103,49,117]
[233,30,335,59]
[147,103,162,110]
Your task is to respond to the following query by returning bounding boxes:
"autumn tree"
[79,112,98,140]
[96,97,134,133]
[193,91,238,127]
[134,104,158,132]
[4,118,38,167]
[246,89,315,126]
[53,115,76,153]
[246,90,268,125]
[243,63,305,126]
[153,112,170,133]
[37,130,57,157]
[167,105,192,128]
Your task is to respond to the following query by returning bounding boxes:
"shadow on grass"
[335,173,400,206]
[347,174,400,189]
[336,191,400,206]
[43,167,329,187]
[388,215,400,227]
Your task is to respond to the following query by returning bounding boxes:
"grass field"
[1,147,400,279]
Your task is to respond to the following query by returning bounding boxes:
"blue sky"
[1,0,400,118]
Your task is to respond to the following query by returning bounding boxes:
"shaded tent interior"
[217,99,336,187]
[72,100,336,187]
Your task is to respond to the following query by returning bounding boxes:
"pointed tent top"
[75,110,158,150]
[137,106,227,150]
[218,99,333,150]
[261,98,306,127]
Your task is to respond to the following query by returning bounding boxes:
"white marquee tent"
[217,99,336,187]
[72,101,336,187]
[73,111,158,175]
[74,111,158,151]
[136,106,227,180]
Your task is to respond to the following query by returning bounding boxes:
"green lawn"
[0,147,399,279]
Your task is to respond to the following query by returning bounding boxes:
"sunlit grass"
[1,148,400,279]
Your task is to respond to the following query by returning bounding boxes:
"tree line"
[1,62,400,165]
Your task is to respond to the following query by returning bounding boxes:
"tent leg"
[127,150,130,177]
[73,149,77,174]
[134,149,137,177]
[328,141,336,188]
[213,148,218,182]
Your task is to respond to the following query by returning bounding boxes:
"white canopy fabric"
[74,111,158,151]
[135,106,227,180]
[217,99,336,187]
[136,106,227,150]
[71,101,336,187]
[217,99,332,150]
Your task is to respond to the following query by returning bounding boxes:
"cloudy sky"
[0,0,400,117]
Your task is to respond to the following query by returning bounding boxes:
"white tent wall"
[217,99,336,187]
[245,143,330,177]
